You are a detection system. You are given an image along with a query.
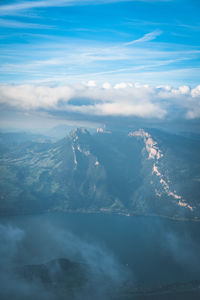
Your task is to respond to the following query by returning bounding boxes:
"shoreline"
[0,208,199,223]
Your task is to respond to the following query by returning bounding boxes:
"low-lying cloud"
[0,220,130,300]
[0,82,200,120]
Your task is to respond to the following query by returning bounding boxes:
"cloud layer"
[0,82,200,120]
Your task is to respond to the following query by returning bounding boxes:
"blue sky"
[0,0,200,131]
[0,0,200,86]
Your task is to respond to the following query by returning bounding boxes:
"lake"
[1,212,200,289]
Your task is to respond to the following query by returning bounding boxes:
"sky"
[0,0,200,130]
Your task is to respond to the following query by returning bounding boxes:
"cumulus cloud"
[0,84,74,109]
[0,82,200,120]
[102,82,112,90]
[86,80,97,88]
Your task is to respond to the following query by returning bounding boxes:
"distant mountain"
[0,128,200,220]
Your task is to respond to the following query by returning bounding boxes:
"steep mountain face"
[0,128,199,220]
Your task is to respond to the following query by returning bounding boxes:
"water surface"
[1,212,200,287]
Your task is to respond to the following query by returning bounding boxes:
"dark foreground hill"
[13,257,200,300]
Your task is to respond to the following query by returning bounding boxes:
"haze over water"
[1,213,200,288]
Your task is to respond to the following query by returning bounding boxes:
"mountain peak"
[69,127,90,138]
[96,127,112,134]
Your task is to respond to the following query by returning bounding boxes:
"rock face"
[0,128,200,220]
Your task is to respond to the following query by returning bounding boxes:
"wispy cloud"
[177,23,200,31]
[0,1,63,14]
[125,30,162,45]
[0,34,199,86]
[0,18,54,29]
[0,0,172,15]
[0,0,199,88]
[125,18,200,32]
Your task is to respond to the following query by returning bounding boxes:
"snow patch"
[77,144,90,156]
[128,129,163,160]
[72,145,77,169]
[152,164,161,176]
[178,200,193,211]
[97,127,111,134]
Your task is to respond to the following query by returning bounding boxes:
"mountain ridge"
[0,128,199,220]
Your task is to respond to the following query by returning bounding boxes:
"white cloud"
[2,36,197,86]
[67,101,165,118]
[0,84,74,109]
[0,18,54,29]
[86,80,97,88]
[102,82,112,89]
[114,82,133,89]
[0,82,200,119]
[191,85,200,97]
[124,30,162,46]
[178,85,190,95]
[184,85,200,119]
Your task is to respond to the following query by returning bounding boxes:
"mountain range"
[0,127,199,220]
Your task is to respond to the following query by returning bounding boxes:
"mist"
[0,213,200,299]
[0,217,131,300]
